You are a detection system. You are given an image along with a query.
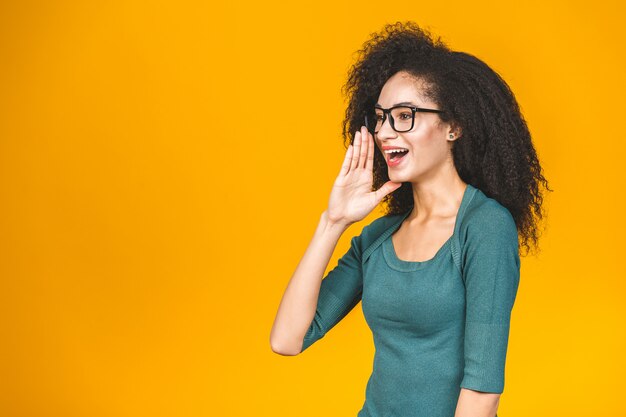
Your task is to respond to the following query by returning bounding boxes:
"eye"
[398,112,412,120]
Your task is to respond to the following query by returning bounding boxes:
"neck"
[408,177,467,222]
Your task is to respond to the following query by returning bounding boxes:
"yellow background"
[1,1,624,416]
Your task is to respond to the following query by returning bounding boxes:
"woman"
[270,21,550,417]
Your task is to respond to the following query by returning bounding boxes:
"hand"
[326,126,403,227]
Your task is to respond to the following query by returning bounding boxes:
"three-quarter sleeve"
[300,233,364,353]
[459,206,521,393]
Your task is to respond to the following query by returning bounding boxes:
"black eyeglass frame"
[364,105,445,134]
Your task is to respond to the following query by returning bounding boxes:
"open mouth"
[384,148,409,164]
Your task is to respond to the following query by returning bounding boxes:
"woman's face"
[374,71,456,184]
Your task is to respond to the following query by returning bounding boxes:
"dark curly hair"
[341,21,552,257]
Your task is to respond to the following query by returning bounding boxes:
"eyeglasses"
[364,105,445,134]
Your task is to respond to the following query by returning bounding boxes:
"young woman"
[270,21,550,417]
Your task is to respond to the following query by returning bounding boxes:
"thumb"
[374,181,403,203]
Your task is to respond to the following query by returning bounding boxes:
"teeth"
[384,149,408,154]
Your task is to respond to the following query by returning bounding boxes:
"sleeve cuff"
[460,321,511,394]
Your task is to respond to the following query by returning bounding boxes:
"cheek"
[407,133,449,163]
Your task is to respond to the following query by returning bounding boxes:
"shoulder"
[457,187,520,273]
[356,211,405,248]
[459,187,518,245]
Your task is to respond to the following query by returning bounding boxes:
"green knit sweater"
[301,184,520,417]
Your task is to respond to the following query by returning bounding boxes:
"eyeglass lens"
[366,106,415,133]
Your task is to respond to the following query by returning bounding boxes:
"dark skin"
[373,71,468,264]
[273,71,502,416]
[373,70,500,417]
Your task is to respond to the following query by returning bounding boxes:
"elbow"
[457,388,501,416]
[270,335,303,356]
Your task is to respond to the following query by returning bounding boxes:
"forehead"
[377,71,431,107]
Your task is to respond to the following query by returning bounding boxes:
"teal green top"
[301,184,520,417]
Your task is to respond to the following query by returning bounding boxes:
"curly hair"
[341,21,552,257]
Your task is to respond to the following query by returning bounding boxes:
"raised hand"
[326,126,403,227]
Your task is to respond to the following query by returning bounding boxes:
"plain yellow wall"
[1,1,624,416]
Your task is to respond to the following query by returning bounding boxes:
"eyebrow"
[375,101,419,108]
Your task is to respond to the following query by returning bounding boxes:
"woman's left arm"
[454,388,500,417]
[456,204,521,416]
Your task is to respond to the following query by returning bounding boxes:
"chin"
[388,172,408,183]
[389,168,422,184]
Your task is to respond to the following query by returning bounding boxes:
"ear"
[447,123,462,141]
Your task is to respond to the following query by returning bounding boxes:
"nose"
[376,113,398,141]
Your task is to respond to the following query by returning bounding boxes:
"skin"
[270,71,501,417]
[373,70,468,245]
[374,71,501,417]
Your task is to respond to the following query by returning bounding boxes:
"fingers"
[358,126,368,169]
[365,129,374,172]
[343,127,374,176]
[339,144,353,176]
[374,180,403,204]
[350,130,361,172]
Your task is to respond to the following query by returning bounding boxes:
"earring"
[449,134,454,139]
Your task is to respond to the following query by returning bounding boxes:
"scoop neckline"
[382,183,475,272]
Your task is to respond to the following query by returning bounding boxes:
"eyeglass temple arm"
[416,108,444,113]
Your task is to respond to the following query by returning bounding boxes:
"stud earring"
[449,134,454,139]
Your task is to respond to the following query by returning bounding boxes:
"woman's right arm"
[269,210,351,356]
[269,126,402,356]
